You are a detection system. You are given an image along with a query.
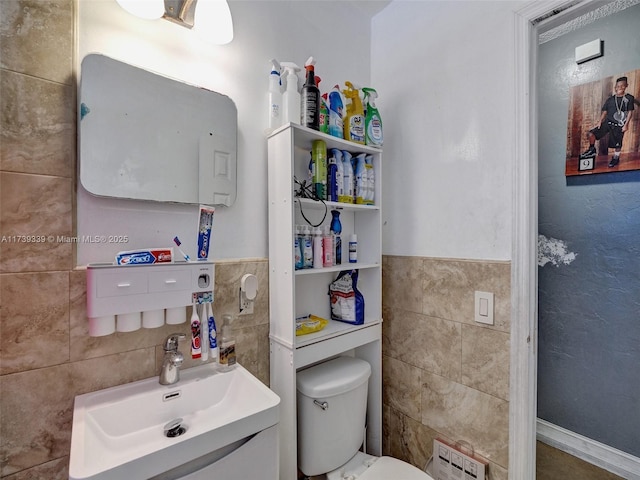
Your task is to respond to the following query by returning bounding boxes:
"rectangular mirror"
[79,54,237,206]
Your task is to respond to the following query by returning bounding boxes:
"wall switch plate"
[474,291,494,325]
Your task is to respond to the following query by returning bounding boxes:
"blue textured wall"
[537,4,640,457]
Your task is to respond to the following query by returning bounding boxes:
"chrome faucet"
[160,333,186,385]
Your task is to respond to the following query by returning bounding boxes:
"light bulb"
[193,0,234,45]
[116,0,165,20]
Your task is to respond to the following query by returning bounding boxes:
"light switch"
[474,291,494,325]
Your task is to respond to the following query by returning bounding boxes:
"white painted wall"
[372,0,525,261]
[79,0,527,265]
[77,0,376,265]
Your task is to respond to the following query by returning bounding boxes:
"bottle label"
[349,241,357,263]
[348,115,365,143]
[301,92,319,129]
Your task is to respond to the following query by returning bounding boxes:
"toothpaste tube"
[197,205,215,260]
[115,248,174,265]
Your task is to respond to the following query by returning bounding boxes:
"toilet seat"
[327,452,433,480]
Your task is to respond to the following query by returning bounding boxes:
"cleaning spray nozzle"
[270,58,281,75]
[304,56,316,68]
[362,87,378,105]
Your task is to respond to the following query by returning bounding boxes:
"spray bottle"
[342,82,365,144]
[281,62,301,125]
[300,56,320,130]
[267,59,282,134]
[320,92,329,134]
[362,87,383,147]
[328,85,344,139]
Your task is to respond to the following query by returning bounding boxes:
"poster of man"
[566,70,640,176]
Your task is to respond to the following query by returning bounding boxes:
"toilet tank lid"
[297,357,371,398]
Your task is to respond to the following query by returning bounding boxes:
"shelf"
[268,122,382,154]
[294,318,382,349]
[295,197,379,211]
[294,262,379,275]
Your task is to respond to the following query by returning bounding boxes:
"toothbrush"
[190,301,201,359]
[200,303,209,362]
[207,302,218,362]
[173,236,190,262]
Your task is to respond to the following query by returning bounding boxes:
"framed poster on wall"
[565,69,640,176]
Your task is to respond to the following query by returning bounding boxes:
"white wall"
[77,0,376,265]
[373,0,525,261]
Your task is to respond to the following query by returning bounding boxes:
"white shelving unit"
[267,123,383,480]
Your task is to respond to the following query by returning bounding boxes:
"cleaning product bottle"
[312,226,323,269]
[300,57,320,130]
[320,92,329,134]
[323,225,334,267]
[341,150,354,204]
[342,82,365,144]
[365,154,375,205]
[362,87,383,147]
[327,150,338,202]
[330,210,342,265]
[349,234,358,263]
[328,85,344,139]
[312,140,327,200]
[218,314,236,371]
[302,225,313,268]
[267,59,282,134]
[281,62,301,125]
[294,225,302,270]
[354,153,367,204]
[332,148,345,202]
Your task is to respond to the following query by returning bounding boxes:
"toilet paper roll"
[166,306,187,325]
[116,312,142,332]
[142,309,165,329]
[88,315,116,337]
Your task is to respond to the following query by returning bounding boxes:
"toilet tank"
[296,356,371,477]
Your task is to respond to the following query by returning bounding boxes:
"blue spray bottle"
[330,210,342,265]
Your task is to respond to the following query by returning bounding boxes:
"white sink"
[69,363,280,480]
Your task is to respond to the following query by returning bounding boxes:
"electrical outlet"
[432,438,487,480]
[239,288,254,315]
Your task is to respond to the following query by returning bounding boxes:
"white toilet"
[296,356,434,480]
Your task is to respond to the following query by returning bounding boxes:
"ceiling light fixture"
[116,0,234,45]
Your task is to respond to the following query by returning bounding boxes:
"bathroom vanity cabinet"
[267,123,383,480]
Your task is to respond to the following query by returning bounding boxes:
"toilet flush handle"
[314,399,328,410]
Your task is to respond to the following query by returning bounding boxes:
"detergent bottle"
[300,57,320,130]
[281,62,301,125]
[342,82,365,144]
[320,92,329,134]
[266,59,282,134]
[328,85,344,139]
[362,87,383,147]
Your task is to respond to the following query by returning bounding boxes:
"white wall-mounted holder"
[239,273,258,315]
[575,38,603,64]
[86,262,215,336]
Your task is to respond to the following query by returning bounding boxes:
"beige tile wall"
[382,255,511,479]
[0,2,270,478]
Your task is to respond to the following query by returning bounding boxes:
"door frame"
[510,1,614,478]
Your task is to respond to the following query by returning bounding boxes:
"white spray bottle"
[267,59,282,134]
[281,62,301,125]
